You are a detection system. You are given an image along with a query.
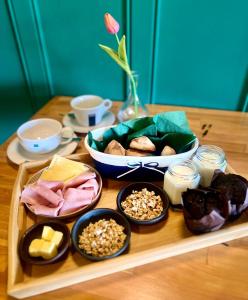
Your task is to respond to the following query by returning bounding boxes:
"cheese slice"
[40,155,89,183]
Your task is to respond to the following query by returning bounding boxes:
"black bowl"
[71,208,131,261]
[117,182,170,225]
[19,220,70,265]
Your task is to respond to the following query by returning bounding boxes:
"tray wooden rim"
[7,154,248,299]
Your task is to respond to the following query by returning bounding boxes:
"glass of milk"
[163,160,200,208]
[192,145,227,187]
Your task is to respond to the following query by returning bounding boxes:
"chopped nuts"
[78,219,126,257]
[121,188,163,220]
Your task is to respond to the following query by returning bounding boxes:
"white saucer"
[7,135,79,165]
[62,111,115,133]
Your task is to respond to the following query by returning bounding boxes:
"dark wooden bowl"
[117,182,169,225]
[24,163,102,220]
[19,220,70,265]
[71,208,131,261]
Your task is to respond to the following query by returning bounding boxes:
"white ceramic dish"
[62,111,115,133]
[17,118,74,154]
[70,95,112,126]
[7,135,79,165]
[84,125,199,181]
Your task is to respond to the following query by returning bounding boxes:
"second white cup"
[17,118,74,154]
[71,95,112,127]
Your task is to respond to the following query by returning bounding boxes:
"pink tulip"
[104,13,119,34]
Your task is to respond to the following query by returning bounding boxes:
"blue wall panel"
[38,0,126,100]
[0,1,33,144]
[152,0,248,110]
[1,0,248,144]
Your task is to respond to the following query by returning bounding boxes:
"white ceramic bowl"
[85,125,199,181]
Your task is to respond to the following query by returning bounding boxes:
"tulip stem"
[115,34,120,45]
[129,74,139,117]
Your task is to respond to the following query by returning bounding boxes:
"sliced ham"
[32,185,63,207]
[21,186,51,206]
[59,188,94,215]
[37,179,63,191]
[64,188,95,202]
[29,200,64,217]
[78,178,99,196]
[63,171,96,190]
[20,171,99,217]
[56,189,63,198]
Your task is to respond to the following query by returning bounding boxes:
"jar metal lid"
[167,159,200,181]
[195,145,226,165]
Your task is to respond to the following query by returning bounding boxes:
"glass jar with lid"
[163,160,200,209]
[192,145,227,187]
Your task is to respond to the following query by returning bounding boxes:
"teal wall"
[1,0,248,144]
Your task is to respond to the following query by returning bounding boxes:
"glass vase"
[117,73,148,122]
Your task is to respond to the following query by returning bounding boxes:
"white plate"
[62,111,115,133]
[7,135,79,165]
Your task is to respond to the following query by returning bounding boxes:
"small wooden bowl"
[117,182,170,225]
[19,220,70,265]
[71,208,131,261]
[24,163,102,220]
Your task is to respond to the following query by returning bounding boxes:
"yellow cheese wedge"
[40,241,58,260]
[51,230,63,247]
[40,155,89,183]
[42,226,55,241]
[28,239,44,257]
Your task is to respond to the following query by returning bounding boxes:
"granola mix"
[121,188,163,220]
[78,218,126,257]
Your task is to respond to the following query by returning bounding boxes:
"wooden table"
[1,96,248,300]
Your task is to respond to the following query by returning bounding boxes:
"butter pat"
[28,226,64,260]
[29,239,44,257]
[40,155,89,183]
[40,241,58,260]
[51,230,63,247]
[42,226,55,241]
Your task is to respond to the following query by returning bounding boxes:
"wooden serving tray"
[8,154,248,299]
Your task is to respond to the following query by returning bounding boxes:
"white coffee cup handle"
[103,99,112,112]
[61,127,74,145]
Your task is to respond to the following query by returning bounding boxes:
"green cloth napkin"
[88,111,196,154]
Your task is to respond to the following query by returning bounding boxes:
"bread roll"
[161,145,176,156]
[129,136,156,152]
[104,140,126,156]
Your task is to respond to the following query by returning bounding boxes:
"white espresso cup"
[70,95,112,127]
[17,118,74,154]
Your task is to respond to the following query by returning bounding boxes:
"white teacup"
[17,118,74,154]
[70,95,112,127]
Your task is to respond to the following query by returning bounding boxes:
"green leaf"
[118,35,128,64]
[99,44,131,75]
